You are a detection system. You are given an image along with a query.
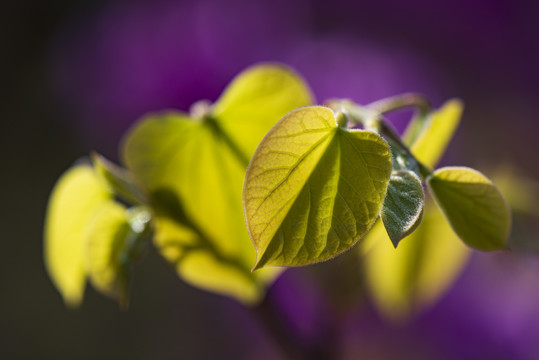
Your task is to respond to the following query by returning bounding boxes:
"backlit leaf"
[44,164,112,307]
[363,202,470,321]
[381,170,424,247]
[427,167,511,251]
[405,99,463,168]
[244,106,392,269]
[121,64,311,303]
[84,203,151,308]
[91,152,147,205]
[212,63,314,158]
[84,201,131,307]
[122,112,277,303]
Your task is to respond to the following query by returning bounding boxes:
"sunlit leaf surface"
[44,164,112,307]
[364,202,470,321]
[381,170,424,247]
[428,167,511,251]
[212,63,314,157]
[405,99,463,168]
[244,106,392,269]
[122,64,311,303]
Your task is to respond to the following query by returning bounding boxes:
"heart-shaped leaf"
[122,64,312,303]
[244,106,392,269]
[363,201,470,321]
[381,170,424,247]
[427,167,511,251]
[44,164,112,307]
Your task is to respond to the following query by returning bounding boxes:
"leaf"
[44,164,112,307]
[122,112,275,304]
[91,152,147,205]
[363,202,470,321]
[427,167,511,251]
[83,203,151,309]
[212,63,314,158]
[381,170,424,247]
[121,64,311,303]
[405,99,463,168]
[84,201,131,307]
[244,106,393,269]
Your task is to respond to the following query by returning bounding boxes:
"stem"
[252,293,336,359]
[378,120,433,179]
[252,294,304,359]
[325,99,381,131]
[326,96,433,179]
[365,93,432,117]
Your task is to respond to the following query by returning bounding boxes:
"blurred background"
[2,0,539,358]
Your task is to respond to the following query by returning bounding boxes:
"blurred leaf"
[122,112,276,303]
[381,170,424,247]
[154,217,273,302]
[91,152,147,205]
[427,167,511,251]
[364,202,470,321]
[244,106,392,269]
[44,164,112,307]
[493,166,539,217]
[405,99,463,168]
[212,63,314,157]
[121,64,311,303]
[492,167,539,254]
[84,203,151,308]
[84,201,131,308]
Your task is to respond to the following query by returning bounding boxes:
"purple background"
[2,0,539,358]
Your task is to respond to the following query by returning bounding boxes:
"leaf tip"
[389,236,401,249]
[251,257,266,272]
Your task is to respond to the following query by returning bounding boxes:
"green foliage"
[427,167,511,251]
[44,63,313,306]
[244,106,392,269]
[404,99,463,166]
[44,164,113,307]
[44,63,513,310]
[91,152,147,205]
[360,105,470,320]
[363,202,470,321]
[381,170,424,247]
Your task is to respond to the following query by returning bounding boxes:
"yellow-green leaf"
[121,64,311,303]
[427,167,511,251]
[122,112,279,303]
[83,203,151,308]
[44,164,112,307]
[381,170,424,247]
[405,99,463,168]
[84,201,131,307]
[122,64,312,303]
[244,106,392,269]
[212,63,314,158]
[363,202,470,322]
[91,152,147,205]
